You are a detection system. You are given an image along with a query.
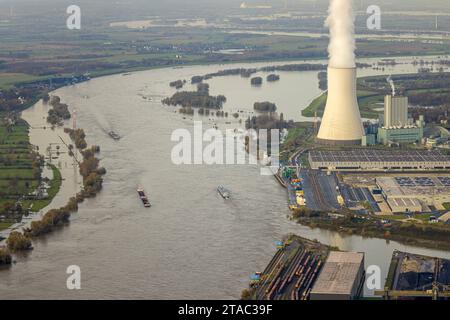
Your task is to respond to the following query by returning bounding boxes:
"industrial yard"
[339,173,450,215]
[244,236,366,301]
[245,236,329,300]
[378,251,450,300]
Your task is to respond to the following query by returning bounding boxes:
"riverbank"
[2,59,450,299]
[0,99,85,248]
[0,114,63,242]
[294,215,450,252]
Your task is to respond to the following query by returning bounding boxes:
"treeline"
[408,91,450,107]
[362,72,450,97]
[64,128,87,150]
[6,231,32,251]
[46,96,71,125]
[198,109,228,117]
[410,106,450,124]
[296,214,450,251]
[190,63,326,84]
[191,68,258,84]
[246,113,291,131]
[162,83,226,109]
[0,87,44,113]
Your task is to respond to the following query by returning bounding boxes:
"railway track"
[307,170,333,212]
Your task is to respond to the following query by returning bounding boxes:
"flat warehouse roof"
[377,176,450,198]
[311,252,364,296]
[310,150,450,163]
[387,198,421,208]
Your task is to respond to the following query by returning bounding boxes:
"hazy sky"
[1,0,449,21]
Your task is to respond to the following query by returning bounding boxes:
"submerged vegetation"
[0,248,12,265]
[162,83,226,109]
[46,96,71,126]
[6,231,32,251]
[254,102,277,113]
[64,128,87,150]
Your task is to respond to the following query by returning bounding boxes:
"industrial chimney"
[317,67,364,145]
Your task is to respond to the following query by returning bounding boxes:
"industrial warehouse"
[376,176,450,211]
[309,150,450,171]
[310,252,365,300]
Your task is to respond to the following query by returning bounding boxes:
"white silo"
[317,67,364,145]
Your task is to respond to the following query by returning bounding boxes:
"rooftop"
[310,150,450,163]
[377,176,450,198]
[311,251,364,296]
[387,197,421,208]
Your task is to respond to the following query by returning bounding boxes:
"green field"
[302,90,384,119]
[22,164,62,213]
[284,127,306,146]
[0,118,36,196]
[0,222,12,232]
[0,116,62,219]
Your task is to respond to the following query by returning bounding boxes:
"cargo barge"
[217,186,231,199]
[137,188,151,208]
[109,131,121,140]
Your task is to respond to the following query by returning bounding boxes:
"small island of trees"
[162,83,226,109]
[169,80,186,89]
[254,102,277,113]
[251,77,263,86]
[267,74,280,82]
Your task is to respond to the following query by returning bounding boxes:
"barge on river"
[137,188,151,208]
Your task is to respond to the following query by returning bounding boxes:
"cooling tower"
[317,67,364,145]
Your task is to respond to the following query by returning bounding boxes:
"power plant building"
[378,96,424,145]
[310,252,365,300]
[378,126,424,145]
[317,68,364,145]
[384,95,408,127]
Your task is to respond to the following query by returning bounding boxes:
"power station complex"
[313,61,450,172]
[317,70,424,147]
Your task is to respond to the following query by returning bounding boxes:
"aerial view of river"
[1,56,449,299]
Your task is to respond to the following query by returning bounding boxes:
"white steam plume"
[387,75,396,96]
[325,0,356,68]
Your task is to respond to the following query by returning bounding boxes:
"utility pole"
[72,108,77,130]
[313,111,319,135]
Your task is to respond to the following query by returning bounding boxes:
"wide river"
[1,56,450,299]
